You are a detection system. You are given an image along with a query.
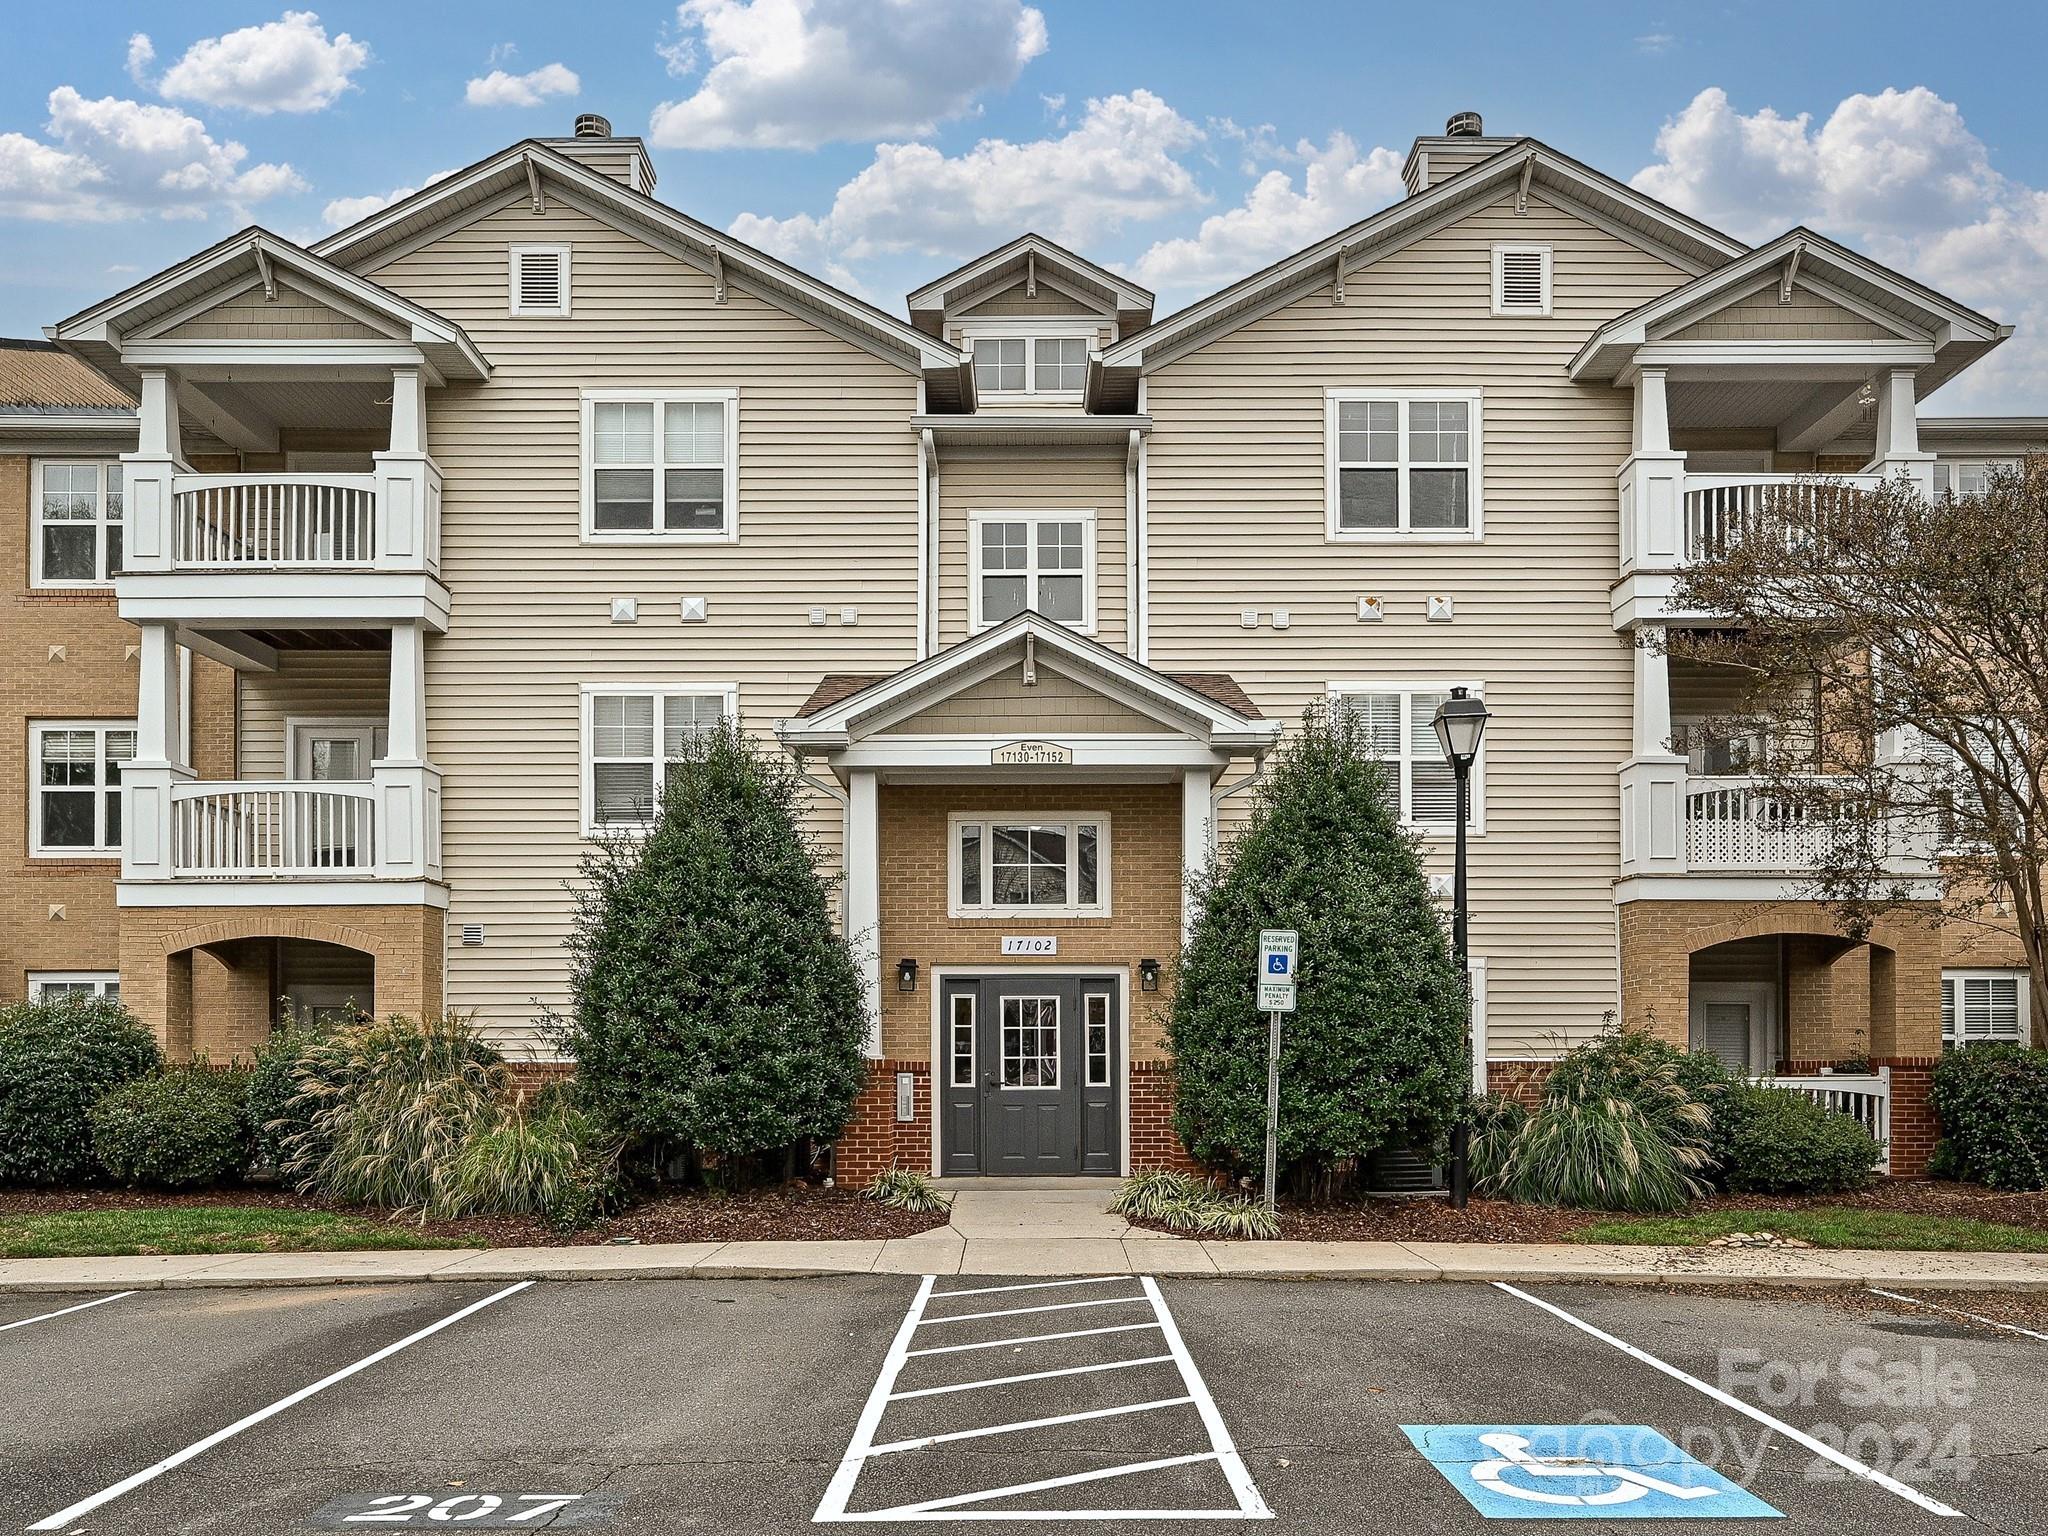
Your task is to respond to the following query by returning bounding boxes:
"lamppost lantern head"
[1432,686,1490,766]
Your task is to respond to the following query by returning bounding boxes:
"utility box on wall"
[894,1072,915,1123]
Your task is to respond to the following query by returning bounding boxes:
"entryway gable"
[877,661,1175,736]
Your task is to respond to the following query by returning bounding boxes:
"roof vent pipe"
[574,113,612,139]
[1445,111,1484,137]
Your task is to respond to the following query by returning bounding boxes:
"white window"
[1932,459,2018,498]
[951,814,1110,917]
[509,245,570,316]
[579,685,736,833]
[31,721,134,857]
[1000,996,1060,1088]
[581,390,738,541]
[1084,991,1110,1087]
[33,461,124,586]
[964,324,1095,398]
[1326,390,1482,540]
[972,337,1026,394]
[1033,336,1088,392]
[969,511,1093,630]
[29,972,120,1002]
[1328,683,1484,833]
[1491,244,1553,316]
[948,993,976,1088]
[1942,970,2028,1048]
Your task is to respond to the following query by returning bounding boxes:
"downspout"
[923,427,941,655]
[1124,429,1141,660]
[1134,377,1150,665]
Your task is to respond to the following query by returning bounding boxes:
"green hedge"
[92,1068,253,1189]
[0,997,161,1184]
[1717,1084,1881,1194]
[1932,1045,2048,1190]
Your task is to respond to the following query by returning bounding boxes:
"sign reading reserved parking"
[1401,1425,1782,1519]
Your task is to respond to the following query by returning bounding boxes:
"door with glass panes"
[938,976,1119,1175]
[290,721,383,869]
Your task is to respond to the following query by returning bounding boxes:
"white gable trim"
[909,234,1152,315]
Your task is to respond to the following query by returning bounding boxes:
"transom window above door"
[581,390,737,541]
[970,512,1093,630]
[1326,390,1482,540]
[952,814,1109,917]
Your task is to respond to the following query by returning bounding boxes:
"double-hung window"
[582,390,737,541]
[31,721,135,856]
[970,511,1092,629]
[29,973,120,1002]
[1329,684,1483,832]
[34,461,123,585]
[966,325,1094,398]
[581,685,735,832]
[951,814,1109,917]
[1942,970,2028,1048]
[1327,390,1482,539]
[1932,459,2018,498]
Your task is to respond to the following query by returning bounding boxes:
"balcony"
[1683,775,1846,871]
[1680,473,1881,564]
[171,782,377,878]
[171,475,379,569]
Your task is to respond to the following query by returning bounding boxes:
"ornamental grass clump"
[1110,1168,1280,1239]
[861,1168,949,1214]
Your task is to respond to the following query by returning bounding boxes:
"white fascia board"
[829,736,1243,771]
[117,879,449,908]
[118,573,452,631]
[1624,339,1937,378]
[908,234,1152,314]
[1613,875,1943,905]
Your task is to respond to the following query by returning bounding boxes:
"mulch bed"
[0,1183,951,1246]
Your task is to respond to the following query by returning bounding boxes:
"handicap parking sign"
[1402,1425,1781,1519]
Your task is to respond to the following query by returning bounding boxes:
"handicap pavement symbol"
[1402,1425,1782,1519]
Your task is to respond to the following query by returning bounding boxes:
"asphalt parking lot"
[2,1274,2042,1533]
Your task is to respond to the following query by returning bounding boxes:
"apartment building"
[30,112,2044,1178]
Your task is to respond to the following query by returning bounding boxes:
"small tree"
[559,720,868,1176]
[1668,461,2048,1043]
[1169,702,1469,1187]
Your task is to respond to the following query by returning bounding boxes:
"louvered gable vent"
[1491,244,1551,316]
[510,244,570,316]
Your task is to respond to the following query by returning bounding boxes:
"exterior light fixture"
[1139,957,1161,992]
[1431,685,1490,766]
[897,958,918,993]
[1431,685,1492,1211]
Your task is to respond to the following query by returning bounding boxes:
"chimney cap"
[1445,111,1484,137]
[574,113,613,139]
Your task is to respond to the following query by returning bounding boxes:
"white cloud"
[1635,32,1676,55]
[465,63,581,109]
[1631,86,2047,407]
[729,89,1204,272]
[1132,131,1403,298]
[0,87,305,222]
[650,0,1047,150]
[126,33,156,87]
[157,10,369,115]
[321,168,458,229]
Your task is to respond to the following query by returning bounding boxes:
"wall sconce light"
[1139,957,1161,992]
[897,957,918,993]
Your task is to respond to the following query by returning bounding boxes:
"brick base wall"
[1485,1060,1555,1105]
[831,1060,934,1184]
[1129,1060,1197,1172]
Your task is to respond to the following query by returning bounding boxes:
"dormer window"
[964,322,1095,400]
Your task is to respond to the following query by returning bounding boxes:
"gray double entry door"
[938,974,1120,1176]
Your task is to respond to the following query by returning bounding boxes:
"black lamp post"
[1432,686,1490,1209]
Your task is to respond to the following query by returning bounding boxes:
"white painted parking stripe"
[907,1320,1162,1357]
[28,1280,534,1533]
[0,1291,135,1332]
[867,1396,1196,1455]
[917,1294,1150,1326]
[888,1353,1176,1400]
[934,1276,1134,1300]
[815,1274,936,1523]
[864,1451,1227,1518]
[1868,1287,2048,1343]
[1494,1281,1967,1520]
[1139,1276,1270,1518]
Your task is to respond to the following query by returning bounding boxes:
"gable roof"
[51,228,489,388]
[1101,138,1749,372]
[907,233,1154,339]
[0,338,133,410]
[313,141,959,376]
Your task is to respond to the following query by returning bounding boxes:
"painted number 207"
[344,1493,583,1524]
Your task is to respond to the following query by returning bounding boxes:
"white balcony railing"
[1685,775,1846,870]
[1758,1068,1892,1173]
[170,781,376,878]
[1681,473,1882,563]
[172,474,377,568]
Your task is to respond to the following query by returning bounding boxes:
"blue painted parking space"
[1402,1424,1783,1520]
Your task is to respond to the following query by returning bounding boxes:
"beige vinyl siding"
[163,283,389,341]
[367,198,921,1052]
[1415,142,1502,191]
[1668,285,1892,341]
[1144,189,1692,1055]
[881,664,1167,734]
[937,446,1128,652]
[236,650,390,778]
[954,282,1109,320]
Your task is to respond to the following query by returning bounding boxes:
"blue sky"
[7,1,2048,408]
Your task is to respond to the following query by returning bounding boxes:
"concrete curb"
[4,1238,2046,1294]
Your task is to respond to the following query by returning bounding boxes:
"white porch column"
[1867,367,1935,495]
[373,366,441,575]
[845,769,882,1056]
[123,620,192,878]
[1181,766,1215,945]
[1618,625,1688,878]
[1617,367,1688,577]
[122,368,184,573]
[372,621,441,880]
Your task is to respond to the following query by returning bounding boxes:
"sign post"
[1255,929,1298,1217]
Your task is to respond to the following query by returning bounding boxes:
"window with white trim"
[1491,244,1552,316]
[951,814,1109,916]
[29,972,120,1002]
[1330,684,1482,832]
[509,244,570,316]
[948,993,976,1087]
[581,686,735,832]
[965,325,1095,397]
[1001,996,1059,1088]
[34,462,123,586]
[31,721,134,856]
[1942,969,2028,1048]
[1327,391,1481,539]
[969,511,1092,629]
[1932,459,2018,498]
[582,391,737,540]
[1084,991,1110,1087]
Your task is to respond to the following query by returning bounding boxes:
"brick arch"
[147,913,386,962]
[1680,909,1865,957]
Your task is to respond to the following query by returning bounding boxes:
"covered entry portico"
[778,613,1278,1179]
